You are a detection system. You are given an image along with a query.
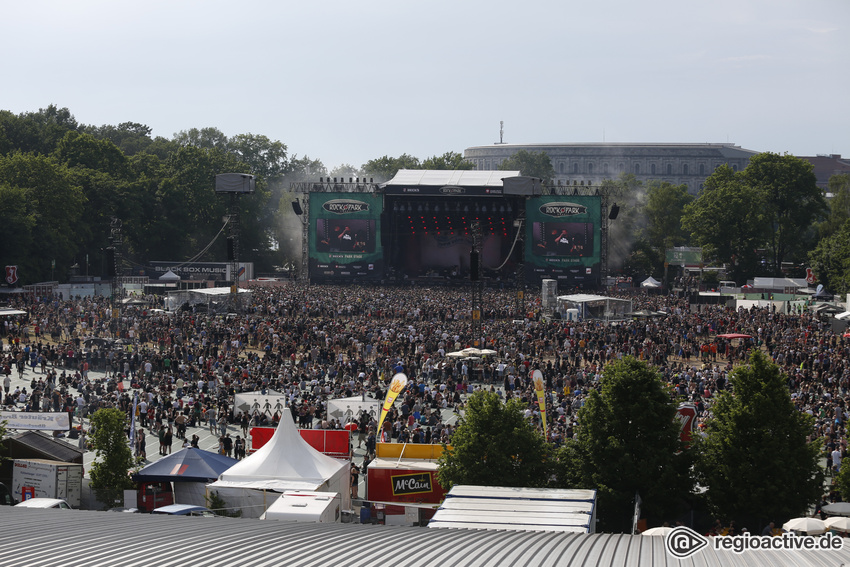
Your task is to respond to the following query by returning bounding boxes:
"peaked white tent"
[207,416,350,518]
[640,276,661,288]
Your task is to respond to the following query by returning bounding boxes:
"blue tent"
[132,448,238,483]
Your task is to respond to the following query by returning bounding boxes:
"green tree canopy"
[682,165,768,282]
[694,350,823,529]
[361,153,421,182]
[818,173,850,239]
[88,408,136,508]
[553,357,691,532]
[744,152,825,274]
[422,151,473,171]
[809,218,850,295]
[437,391,550,489]
[497,150,555,184]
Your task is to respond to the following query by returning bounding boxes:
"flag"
[130,392,138,445]
[532,369,548,438]
[377,373,407,440]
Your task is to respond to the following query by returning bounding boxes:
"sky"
[2,0,848,171]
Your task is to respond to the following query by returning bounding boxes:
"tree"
[422,151,473,171]
[88,408,136,508]
[743,152,825,274]
[553,357,691,532]
[361,153,421,182]
[437,391,550,489]
[694,351,823,529]
[682,165,767,282]
[808,219,850,295]
[497,150,555,184]
[818,173,850,239]
[643,181,693,258]
[329,163,363,180]
[229,133,288,181]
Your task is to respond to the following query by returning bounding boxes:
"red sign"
[5,265,18,285]
[806,268,816,285]
[675,403,697,448]
[367,467,446,504]
[21,486,35,500]
[249,427,350,459]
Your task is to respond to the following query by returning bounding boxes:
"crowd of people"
[1,282,847,493]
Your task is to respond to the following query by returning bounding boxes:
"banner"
[531,369,548,438]
[327,397,380,424]
[0,411,70,431]
[377,373,407,441]
[524,195,601,285]
[309,193,384,280]
[675,403,697,448]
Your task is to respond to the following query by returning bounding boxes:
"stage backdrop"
[309,193,384,280]
[525,196,601,286]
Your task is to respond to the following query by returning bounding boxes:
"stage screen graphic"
[525,196,601,286]
[309,193,383,280]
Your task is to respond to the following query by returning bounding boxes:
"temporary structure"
[208,414,349,518]
[132,448,238,507]
[640,277,661,288]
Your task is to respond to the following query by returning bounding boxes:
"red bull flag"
[532,369,548,438]
[377,373,408,440]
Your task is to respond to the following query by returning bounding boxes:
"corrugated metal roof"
[2,507,849,567]
[382,169,521,188]
[8,430,84,464]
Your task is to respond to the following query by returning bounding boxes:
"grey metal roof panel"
[2,507,850,567]
[9,430,84,463]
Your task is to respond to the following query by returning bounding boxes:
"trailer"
[12,459,83,508]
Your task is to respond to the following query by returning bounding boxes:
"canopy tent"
[813,287,835,301]
[555,294,632,321]
[208,414,349,518]
[132,447,238,507]
[640,276,661,288]
[164,286,252,312]
[159,269,181,281]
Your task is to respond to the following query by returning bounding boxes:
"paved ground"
[1,341,466,508]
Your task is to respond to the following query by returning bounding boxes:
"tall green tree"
[497,150,555,184]
[818,173,850,239]
[809,218,850,294]
[422,151,473,170]
[88,408,136,508]
[437,391,550,489]
[694,351,823,529]
[744,152,825,274]
[0,152,84,282]
[553,357,691,532]
[682,165,767,282]
[361,153,421,182]
[643,181,693,256]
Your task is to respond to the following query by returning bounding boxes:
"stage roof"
[382,169,521,188]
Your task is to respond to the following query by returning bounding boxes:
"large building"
[464,142,759,194]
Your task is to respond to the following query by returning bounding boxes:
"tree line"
[437,353,823,533]
[0,106,474,285]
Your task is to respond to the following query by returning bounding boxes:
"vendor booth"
[208,414,349,518]
[556,294,632,321]
[132,448,238,511]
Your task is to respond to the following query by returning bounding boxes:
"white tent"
[640,277,661,288]
[207,414,350,518]
[159,269,181,281]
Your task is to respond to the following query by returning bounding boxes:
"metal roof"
[6,431,84,464]
[3,507,848,567]
[381,169,521,188]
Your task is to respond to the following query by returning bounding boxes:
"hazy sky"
[3,0,848,170]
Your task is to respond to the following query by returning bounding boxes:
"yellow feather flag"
[532,369,548,439]
[377,373,408,441]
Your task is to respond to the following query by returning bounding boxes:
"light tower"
[215,173,255,310]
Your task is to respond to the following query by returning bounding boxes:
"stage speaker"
[291,199,303,216]
[227,237,235,261]
[470,251,480,281]
[609,203,620,220]
[105,248,116,277]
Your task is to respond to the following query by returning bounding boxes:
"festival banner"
[675,403,697,448]
[0,411,70,431]
[377,373,408,441]
[532,369,548,438]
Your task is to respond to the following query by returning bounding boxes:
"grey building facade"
[464,143,759,194]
